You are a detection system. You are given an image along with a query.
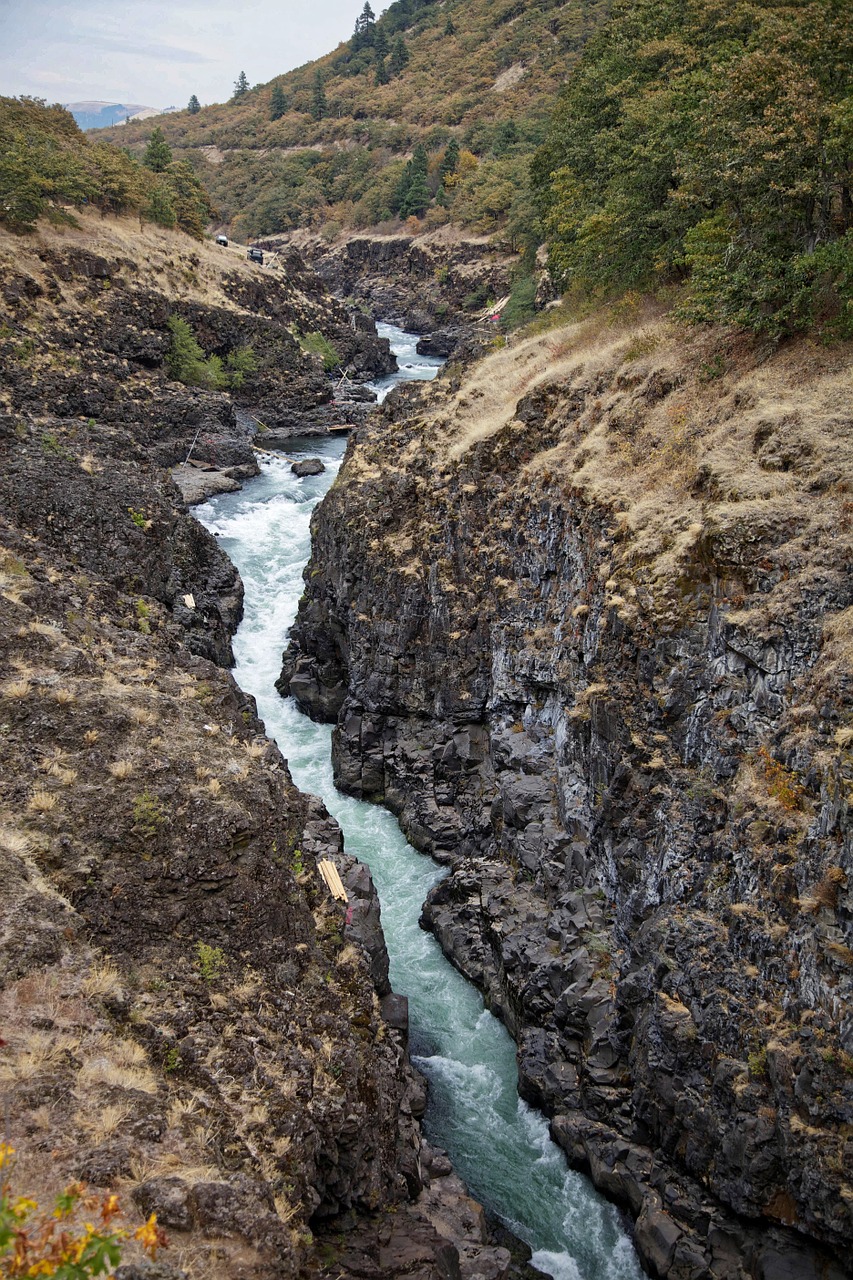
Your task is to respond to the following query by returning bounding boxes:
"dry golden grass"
[78,1055,158,1095]
[0,1029,81,1083]
[1,207,272,320]
[2,678,32,699]
[128,1152,220,1185]
[108,759,134,780]
[83,729,100,745]
[28,621,65,643]
[28,788,57,813]
[75,1102,130,1142]
[82,961,125,1000]
[129,705,158,726]
[0,825,30,856]
[167,1095,203,1129]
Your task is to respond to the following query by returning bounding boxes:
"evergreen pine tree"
[444,15,456,35]
[393,160,414,215]
[352,2,376,52]
[411,144,428,178]
[311,69,327,121]
[232,70,250,100]
[395,144,431,218]
[402,168,430,218]
[388,35,410,77]
[143,126,172,173]
[162,160,213,239]
[270,83,287,120]
[440,138,460,181]
[146,180,176,227]
[187,94,201,114]
[375,58,390,86]
[374,25,388,59]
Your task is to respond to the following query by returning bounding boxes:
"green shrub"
[225,345,258,389]
[502,274,538,330]
[132,790,166,838]
[165,315,226,388]
[195,941,225,983]
[298,330,340,371]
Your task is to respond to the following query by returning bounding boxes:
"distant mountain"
[65,101,175,131]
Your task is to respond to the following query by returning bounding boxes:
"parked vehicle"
[247,246,264,264]
[216,234,228,246]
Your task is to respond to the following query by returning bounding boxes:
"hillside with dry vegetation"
[98,0,608,244]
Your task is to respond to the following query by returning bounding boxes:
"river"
[197,323,642,1280]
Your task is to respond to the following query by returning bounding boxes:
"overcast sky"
[0,0,361,109]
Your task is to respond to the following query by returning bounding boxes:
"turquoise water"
[197,329,642,1280]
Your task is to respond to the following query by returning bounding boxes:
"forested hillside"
[533,0,852,336]
[0,97,212,238]
[98,0,609,245]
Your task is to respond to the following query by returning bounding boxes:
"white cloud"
[0,0,359,108]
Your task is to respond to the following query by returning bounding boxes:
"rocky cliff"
[0,216,531,1280]
[282,312,853,1279]
[0,211,395,453]
[267,227,518,357]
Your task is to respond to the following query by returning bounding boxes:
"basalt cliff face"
[267,228,518,357]
[0,217,526,1280]
[282,314,853,1279]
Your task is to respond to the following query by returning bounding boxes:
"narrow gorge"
[2,2,852,1275]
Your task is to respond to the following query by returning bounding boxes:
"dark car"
[247,246,264,264]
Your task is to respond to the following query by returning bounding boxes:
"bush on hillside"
[166,316,259,390]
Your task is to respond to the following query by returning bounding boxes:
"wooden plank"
[318,859,348,902]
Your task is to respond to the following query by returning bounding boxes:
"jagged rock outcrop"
[281,315,853,1279]
[0,211,395,453]
[269,229,515,352]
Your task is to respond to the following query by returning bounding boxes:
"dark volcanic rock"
[292,457,326,477]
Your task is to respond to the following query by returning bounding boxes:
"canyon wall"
[282,314,853,1280]
[267,228,518,348]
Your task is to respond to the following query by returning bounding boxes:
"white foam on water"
[367,321,444,402]
[197,335,643,1280]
